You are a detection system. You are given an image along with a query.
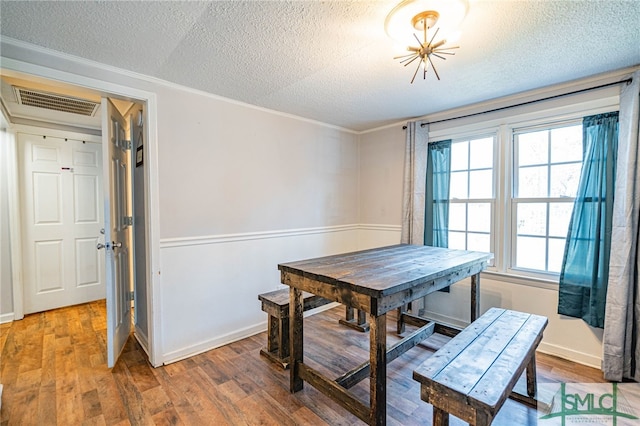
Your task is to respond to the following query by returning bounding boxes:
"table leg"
[370,313,387,425]
[470,273,480,322]
[433,407,449,426]
[289,287,304,392]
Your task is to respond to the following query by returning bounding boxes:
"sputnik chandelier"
[385,0,469,83]
[394,11,457,82]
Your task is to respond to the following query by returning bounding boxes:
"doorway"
[1,68,157,367]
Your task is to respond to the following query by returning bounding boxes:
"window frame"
[446,134,497,262]
[508,119,583,280]
[426,93,619,286]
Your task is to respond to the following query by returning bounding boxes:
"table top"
[278,244,493,298]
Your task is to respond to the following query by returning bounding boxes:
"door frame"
[2,57,163,367]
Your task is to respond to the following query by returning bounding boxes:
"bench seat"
[413,307,548,426]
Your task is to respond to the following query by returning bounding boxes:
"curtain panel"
[425,140,452,247]
[558,111,619,328]
[401,121,429,245]
[603,71,640,382]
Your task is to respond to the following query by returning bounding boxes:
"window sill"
[481,270,559,291]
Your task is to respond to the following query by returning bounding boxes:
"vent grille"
[13,87,99,116]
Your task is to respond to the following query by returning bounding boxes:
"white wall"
[154,84,360,362]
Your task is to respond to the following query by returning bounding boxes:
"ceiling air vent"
[13,86,99,116]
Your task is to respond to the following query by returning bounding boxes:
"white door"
[19,133,105,314]
[102,99,132,368]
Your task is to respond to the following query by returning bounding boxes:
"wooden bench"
[259,289,369,368]
[259,289,332,368]
[413,307,548,426]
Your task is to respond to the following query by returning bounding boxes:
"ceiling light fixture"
[385,0,469,83]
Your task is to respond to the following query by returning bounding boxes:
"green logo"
[539,383,639,425]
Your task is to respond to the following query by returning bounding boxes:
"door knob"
[97,243,105,250]
[112,241,122,248]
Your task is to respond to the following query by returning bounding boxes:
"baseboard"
[162,322,266,365]
[420,309,470,329]
[537,342,602,370]
[161,302,340,366]
[0,313,14,324]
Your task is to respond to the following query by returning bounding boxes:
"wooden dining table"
[278,244,493,426]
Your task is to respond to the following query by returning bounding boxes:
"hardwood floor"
[0,301,606,425]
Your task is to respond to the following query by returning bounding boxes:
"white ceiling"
[1,0,639,132]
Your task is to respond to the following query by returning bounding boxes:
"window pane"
[550,163,582,197]
[468,203,491,233]
[516,236,546,270]
[450,141,468,171]
[551,125,582,163]
[517,203,546,236]
[470,137,493,169]
[518,166,548,198]
[468,233,490,253]
[549,203,573,237]
[449,203,466,231]
[469,169,493,198]
[518,131,548,166]
[448,231,466,250]
[548,238,566,273]
[450,171,468,199]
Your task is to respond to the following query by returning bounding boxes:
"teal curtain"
[425,140,452,247]
[425,140,452,292]
[558,112,619,328]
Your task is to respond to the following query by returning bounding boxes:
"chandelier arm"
[431,53,448,60]
[394,52,419,59]
[400,55,419,67]
[432,51,456,55]
[410,57,422,84]
[428,56,441,80]
[403,54,422,67]
[413,32,425,49]
[428,27,440,47]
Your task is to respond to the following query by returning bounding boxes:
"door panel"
[19,133,105,314]
[34,240,63,292]
[102,98,132,368]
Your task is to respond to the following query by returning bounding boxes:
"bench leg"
[266,314,279,353]
[260,314,291,369]
[339,306,370,332]
[279,316,290,361]
[509,353,539,408]
[433,407,449,426]
[526,353,537,398]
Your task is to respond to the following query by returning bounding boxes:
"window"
[512,124,583,274]
[432,114,596,282]
[447,136,495,256]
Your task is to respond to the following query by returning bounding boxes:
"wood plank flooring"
[0,300,606,425]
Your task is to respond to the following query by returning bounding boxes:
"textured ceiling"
[1,0,639,131]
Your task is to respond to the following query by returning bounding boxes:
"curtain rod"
[402,78,633,130]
